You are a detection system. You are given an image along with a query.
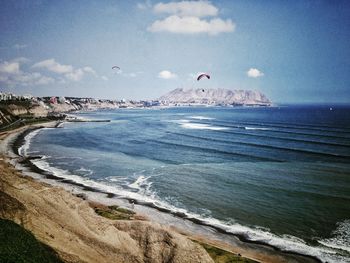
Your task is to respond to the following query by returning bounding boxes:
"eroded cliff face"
[1,101,120,118]
[0,159,213,263]
[1,103,49,117]
[5,104,29,116]
[159,88,271,105]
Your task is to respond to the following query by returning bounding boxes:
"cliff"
[159,88,271,106]
[0,100,118,120]
[0,156,213,263]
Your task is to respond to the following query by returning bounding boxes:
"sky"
[0,0,349,103]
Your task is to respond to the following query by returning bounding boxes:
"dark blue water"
[25,105,350,262]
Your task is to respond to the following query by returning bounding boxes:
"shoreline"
[0,122,321,263]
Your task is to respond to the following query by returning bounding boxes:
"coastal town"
[0,88,271,130]
[0,91,161,111]
[0,91,161,130]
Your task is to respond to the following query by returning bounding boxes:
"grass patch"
[109,205,135,215]
[93,204,135,220]
[0,219,63,263]
[198,241,258,263]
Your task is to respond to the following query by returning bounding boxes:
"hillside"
[158,88,271,106]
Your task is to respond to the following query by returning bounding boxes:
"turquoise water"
[25,105,350,262]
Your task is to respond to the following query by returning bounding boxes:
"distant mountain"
[158,88,271,106]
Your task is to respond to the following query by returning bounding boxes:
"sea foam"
[244,127,271,130]
[189,116,214,120]
[29,156,348,263]
[18,129,42,157]
[318,220,350,254]
[176,120,228,131]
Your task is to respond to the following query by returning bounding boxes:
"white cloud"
[0,57,99,87]
[101,76,109,81]
[0,61,20,74]
[65,68,85,81]
[32,59,97,81]
[65,67,96,81]
[0,60,55,87]
[158,70,177,79]
[0,58,53,87]
[148,15,234,35]
[35,75,55,85]
[83,66,97,76]
[32,59,73,74]
[0,57,29,74]
[12,72,55,86]
[148,1,235,35]
[247,68,264,78]
[154,1,218,17]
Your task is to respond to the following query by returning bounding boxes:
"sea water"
[24,105,350,262]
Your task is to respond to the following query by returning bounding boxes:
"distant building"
[50,96,57,104]
[0,92,14,101]
[58,96,66,104]
[143,100,161,107]
[21,94,34,100]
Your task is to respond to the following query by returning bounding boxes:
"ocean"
[20,105,350,262]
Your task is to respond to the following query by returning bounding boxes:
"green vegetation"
[94,205,135,220]
[197,241,258,263]
[0,219,63,263]
[21,117,52,125]
[108,205,135,214]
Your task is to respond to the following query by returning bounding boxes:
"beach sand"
[0,123,319,263]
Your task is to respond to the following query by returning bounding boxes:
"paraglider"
[197,73,210,81]
[112,66,121,75]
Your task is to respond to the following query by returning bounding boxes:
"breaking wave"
[25,153,349,263]
[176,119,228,131]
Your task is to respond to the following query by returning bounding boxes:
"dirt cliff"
[0,158,213,263]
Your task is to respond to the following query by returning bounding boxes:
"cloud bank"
[147,1,235,35]
[0,58,98,87]
[0,58,54,87]
[32,59,96,81]
[148,15,234,35]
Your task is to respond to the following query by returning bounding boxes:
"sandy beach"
[0,122,319,263]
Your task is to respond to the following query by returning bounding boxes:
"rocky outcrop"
[159,88,271,106]
[114,221,213,263]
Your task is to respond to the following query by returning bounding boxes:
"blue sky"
[0,0,349,103]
